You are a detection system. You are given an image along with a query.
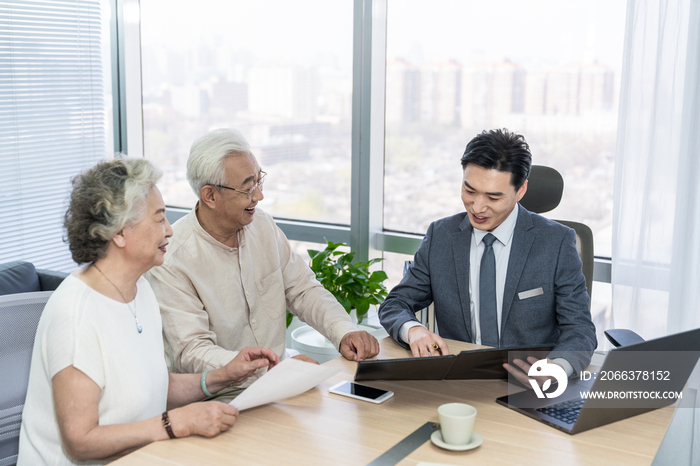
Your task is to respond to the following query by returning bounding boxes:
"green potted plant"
[286,239,389,327]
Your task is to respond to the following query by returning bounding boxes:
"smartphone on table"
[328,381,394,404]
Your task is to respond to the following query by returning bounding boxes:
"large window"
[137,0,622,305]
[383,0,626,258]
[0,0,113,272]
[140,0,354,224]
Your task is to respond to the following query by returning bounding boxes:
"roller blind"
[0,0,110,272]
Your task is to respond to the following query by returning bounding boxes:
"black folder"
[354,345,554,381]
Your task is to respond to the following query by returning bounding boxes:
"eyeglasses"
[214,171,266,199]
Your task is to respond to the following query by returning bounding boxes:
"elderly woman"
[18,158,279,465]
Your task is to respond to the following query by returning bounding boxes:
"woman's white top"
[18,268,169,465]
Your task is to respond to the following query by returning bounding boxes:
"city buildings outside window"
[383,0,625,260]
[141,0,354,224]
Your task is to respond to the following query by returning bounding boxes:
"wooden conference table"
[112,338,673,466]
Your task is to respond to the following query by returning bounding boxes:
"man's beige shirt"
[146,206,357,387]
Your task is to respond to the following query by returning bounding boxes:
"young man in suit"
[378,128,596,380]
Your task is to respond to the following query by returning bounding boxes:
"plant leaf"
[355,298,371,315]
[307,241,389,322]
[369,270,389,283]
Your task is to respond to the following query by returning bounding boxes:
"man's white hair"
[187,128,251,199]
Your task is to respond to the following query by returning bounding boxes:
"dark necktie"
[480,233,499,347]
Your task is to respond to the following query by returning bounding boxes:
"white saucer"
[430,430,483,451]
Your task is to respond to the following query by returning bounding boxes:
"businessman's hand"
[407,327,450,357]
[503,356,561,390]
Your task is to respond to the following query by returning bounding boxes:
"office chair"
[603,329,645,347]
[519,167,648,351]
[519,165,595,302]
[0,291,53,466]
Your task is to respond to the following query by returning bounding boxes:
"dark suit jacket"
[378,205,597,374]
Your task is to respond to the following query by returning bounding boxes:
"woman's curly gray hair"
[64,157,162,264]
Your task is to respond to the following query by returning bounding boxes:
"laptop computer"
[496,327,700,434]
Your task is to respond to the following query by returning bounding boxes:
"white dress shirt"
[468,203,519,345]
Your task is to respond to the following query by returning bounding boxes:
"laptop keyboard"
[536,399,585,424]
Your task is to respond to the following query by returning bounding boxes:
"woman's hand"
[168,347,279,410]
[53,366,238,462]
[168,401,239,438]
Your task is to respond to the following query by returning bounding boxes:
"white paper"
[230,358,341,411]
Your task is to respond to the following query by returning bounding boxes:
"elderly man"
[147,128,378,399]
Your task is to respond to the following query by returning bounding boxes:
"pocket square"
[518,287,544,300]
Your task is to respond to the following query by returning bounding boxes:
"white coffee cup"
[438,403,477,445]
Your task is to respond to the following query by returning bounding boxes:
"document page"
[230,358,341,411]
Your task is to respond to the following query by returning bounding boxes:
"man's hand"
[503,356,560,390]
[407,326,450,357]
[292,354,320,364]
[339,331,380,361]
[221,346,280,383]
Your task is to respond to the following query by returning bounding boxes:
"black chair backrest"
[519,165,564,214]
[518,166,594,302]
[558,220,594,301]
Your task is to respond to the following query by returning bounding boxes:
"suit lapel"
[452,215,473,342]
[501,206,535,335]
